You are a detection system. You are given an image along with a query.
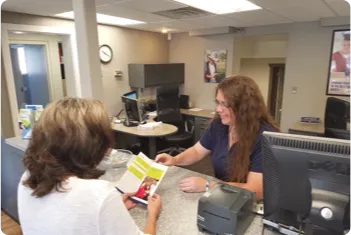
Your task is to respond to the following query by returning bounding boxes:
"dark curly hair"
[23,97,113,197]
[216,76,279,183]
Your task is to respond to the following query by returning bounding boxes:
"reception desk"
[2,137,274,235]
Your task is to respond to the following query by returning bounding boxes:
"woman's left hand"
[121,192,137,210]
[178,177,206,193]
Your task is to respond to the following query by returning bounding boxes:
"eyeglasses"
[214,100,230,109]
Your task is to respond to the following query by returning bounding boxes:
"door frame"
[2,23,82,136]
[9,40,54,103]
[267,63,285,126]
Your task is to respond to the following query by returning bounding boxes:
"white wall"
[169,33,234,109]
[239,58,286,104]
[169,21,350,132]
[1,11,169,116]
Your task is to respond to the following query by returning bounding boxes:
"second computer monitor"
[262,132,350,235]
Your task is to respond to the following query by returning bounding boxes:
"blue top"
[200,118,276,181]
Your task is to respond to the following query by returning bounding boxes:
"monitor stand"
[123,119,139,127]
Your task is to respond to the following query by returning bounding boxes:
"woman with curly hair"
[156,76,279,199]
[18,98,161,235]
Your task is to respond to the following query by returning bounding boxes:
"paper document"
[189,108,203,112]
[116,152,168,205]
[148,111,157,117]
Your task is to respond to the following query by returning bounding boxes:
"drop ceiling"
[2,0,350,33]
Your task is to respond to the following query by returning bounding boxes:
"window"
[17,47,28,75]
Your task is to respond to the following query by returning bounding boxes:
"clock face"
[99,45,113,63]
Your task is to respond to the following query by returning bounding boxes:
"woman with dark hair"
[156,76,279,199]
[18,98,161,235]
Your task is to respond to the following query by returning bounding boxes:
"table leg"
[149,137,156,159]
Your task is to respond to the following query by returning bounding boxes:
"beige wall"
[1,11,169,116]
[239,58,286,104]
[169,21,350,132]
[169,33,234,109]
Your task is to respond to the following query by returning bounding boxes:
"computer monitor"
[121,92,144,127]
[262,132,350,235]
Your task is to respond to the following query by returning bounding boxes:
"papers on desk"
[188,108,203,112]
[148,111,157,117]
[137,121,162,130]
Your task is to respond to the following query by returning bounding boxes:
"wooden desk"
[111,122,177,158]
[288,122,325,136]
[181,109,215,119]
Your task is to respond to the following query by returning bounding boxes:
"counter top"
[289,122,325,135]
[181,109,215,119]
[101,166,274,235]
[5,137,29,152]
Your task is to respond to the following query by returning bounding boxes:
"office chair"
[156,85,193,156]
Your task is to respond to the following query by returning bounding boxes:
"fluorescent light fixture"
[172,0,261,14]
[55,11,145,26]
[17,47,28,75]
[12,31,25,34]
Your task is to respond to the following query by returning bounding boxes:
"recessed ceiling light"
[12,31,25,34]
[162,29,168,33]
[55,12,146,26]
[172,0,261,14]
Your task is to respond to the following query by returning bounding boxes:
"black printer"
[197,183,255,235]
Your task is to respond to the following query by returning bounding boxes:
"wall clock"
[99,45,113,64]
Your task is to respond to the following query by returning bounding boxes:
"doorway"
[268,64,285,126]
[10,44,51,107]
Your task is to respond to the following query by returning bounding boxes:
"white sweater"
[18,173,144,235]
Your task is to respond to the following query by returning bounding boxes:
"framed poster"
[326,29,350,96]
[204,49,227,83]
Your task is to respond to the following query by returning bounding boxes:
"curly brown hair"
[216,76,279,183]
[23,98,113,197]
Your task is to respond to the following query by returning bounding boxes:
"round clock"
[99,45,113,63]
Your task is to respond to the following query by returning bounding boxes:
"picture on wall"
[204,49,227,83]
[326,29,350,96]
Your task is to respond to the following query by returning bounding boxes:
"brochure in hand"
[116,152,168,205]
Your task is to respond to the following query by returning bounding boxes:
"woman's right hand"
[155,153,175,166]
[147,194,162,217]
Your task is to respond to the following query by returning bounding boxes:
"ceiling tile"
[95,0,128,6]
[153,19,206,30]
[183,16,252,27]
[97,3,173,22]
[324,0,350,16]
[225,9,292,26]
[115,0,186,13]
[2,0,72,15]
[270,2,337,22]
[127,22,182,32]
[249,0,322,9]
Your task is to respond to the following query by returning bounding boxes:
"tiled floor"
[1,211,21,235]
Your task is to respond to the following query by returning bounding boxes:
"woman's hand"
[155,153,175,166]
[178,177,206,193]
[121,192,137,210]
[147,194,162,218]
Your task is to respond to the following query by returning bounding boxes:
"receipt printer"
[197,183,255,235]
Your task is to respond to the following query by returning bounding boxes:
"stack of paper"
[137,121,162,130]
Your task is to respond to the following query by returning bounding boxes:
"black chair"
[156,85,193,155]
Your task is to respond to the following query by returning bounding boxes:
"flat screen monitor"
[262,132,350,235]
